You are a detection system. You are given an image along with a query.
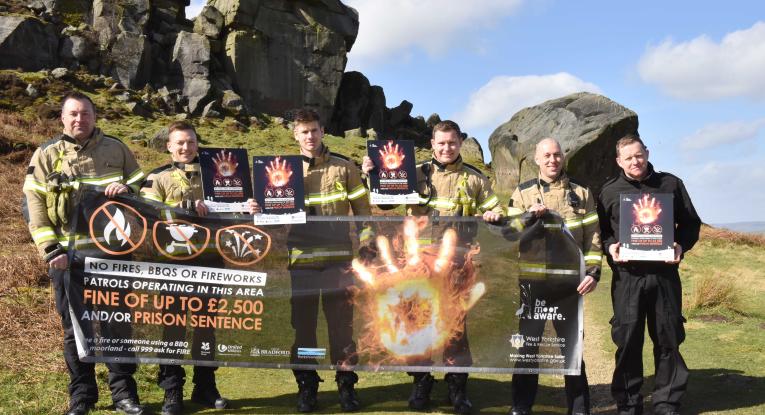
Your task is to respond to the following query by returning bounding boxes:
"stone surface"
[50,67,69,79]
[0,16,58,71]
[461,137,485,165]
[221,89,245,113]
[193,5,225,38]
[183,77,212,115]
[488,92,638,195]
[110,32,152,89]
[388,100,413,128]
[222,0,359,123]
[172,31,210,78]
[60,34,95,61]
[125,100,152,117]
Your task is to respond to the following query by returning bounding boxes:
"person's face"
[431,129,462,164]
[61,98,96,141]
[294,121,324,156]
[616,141,649,180]
[167,129,198,163]
[535,140,564,181]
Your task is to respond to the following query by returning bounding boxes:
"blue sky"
[188,1,765,224]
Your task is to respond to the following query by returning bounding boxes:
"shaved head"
[534,138,564,181]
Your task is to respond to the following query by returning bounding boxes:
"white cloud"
[684,158,765,222]
[681,118,765,151]
[344,0,524,67]
[186,0,204,18]
[637,21,765,100]
[454,73,602,131]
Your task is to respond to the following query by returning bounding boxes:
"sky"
[187,1,765,224]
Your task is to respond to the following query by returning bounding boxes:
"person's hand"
[247,199,262,214]
[266,157,293,187]
[609,242,627,263]
[528,203,548,217]
[481,210,502,223]
[666,242,683,264]
[577,275,598,295]
[195,200,209,217]
[104,182,129,197]
[361,156,375,174]
[48,254,68,270]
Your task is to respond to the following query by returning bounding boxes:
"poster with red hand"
[367,140,418,205]
[199,148,252,213]
[252,155,306,225]
[618,193,675,261]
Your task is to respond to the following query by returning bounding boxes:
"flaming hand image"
[266,157,293,187]
[633,194,662,224]
[351,218,485,364]
[379,141,405,170]
[213,150,239,177]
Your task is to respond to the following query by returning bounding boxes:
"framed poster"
[619,193,675,261]
[367,140,418,205]
[198,148,253,213]
[252,155,306,225]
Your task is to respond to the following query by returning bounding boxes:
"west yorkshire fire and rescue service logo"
[510,334,525,349]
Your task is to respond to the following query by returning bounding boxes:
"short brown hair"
[292,108,322,127]
[616,133,646,156]
[61,91,96,113]
[166,121,197,142]
[432,120,462,139]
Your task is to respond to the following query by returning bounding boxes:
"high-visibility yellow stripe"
[347,185,367,200]
[23,177,48,194]
[507,207,524,216]
[125,169,145,185]
[78,174,123,186]
[565,219,583,229]
[31,227,57,244]
[582,212,598,225]
[479,194,499,210]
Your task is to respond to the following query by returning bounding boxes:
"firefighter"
[597,134,700,415]
[506,138,601,415]
[249,108,372,412]
[139,121,229,415]
[22,92,146,415]
[362,120,504,415]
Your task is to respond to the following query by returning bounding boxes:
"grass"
[1,71,763,414]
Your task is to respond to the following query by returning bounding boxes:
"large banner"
[64,187,584,375]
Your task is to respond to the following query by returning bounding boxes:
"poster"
[198,147,252,213]
[65,187,583,375]
[619,193,675,261]
[251,155,306,225]
[367,140,418,205]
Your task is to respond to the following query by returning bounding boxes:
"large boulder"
[92,0,150,48]
[488,92,638,195]
[172,31,210,78]
[222,0,359,122]
[328,71,370,134]
[0,16,58,70]
[110,31,152,89]
[461,137,485,166]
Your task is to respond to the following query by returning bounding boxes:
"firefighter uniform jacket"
[23,129,144,257]
[288,146,373,268]
[410,156,503,217]
[139,161,203,209]
[508,173,602,280]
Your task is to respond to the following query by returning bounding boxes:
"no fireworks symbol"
[89,201,147,255]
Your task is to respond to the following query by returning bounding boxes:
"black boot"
[65,401,93,415]
[336,371,360,412]
[161,388,183,415]
[408,373,435,410]
[191,385,228,409]
[445,373,473,414]
[295,371,323,413]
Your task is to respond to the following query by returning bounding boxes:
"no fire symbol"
[89,201,147,255]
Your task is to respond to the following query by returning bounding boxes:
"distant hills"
[713,221,765,235]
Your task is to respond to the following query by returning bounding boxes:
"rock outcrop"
[5,0,359,122]
[0,15,58,70]
[328,71,436,147]
[488,92,638,195]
